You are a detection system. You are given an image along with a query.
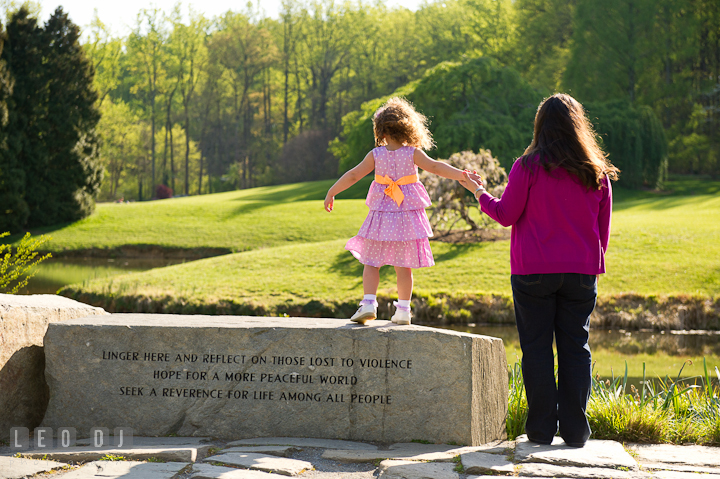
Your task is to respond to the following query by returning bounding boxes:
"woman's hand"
[458,170,482,193]
[466,171,484,184]
[324,194,334,212]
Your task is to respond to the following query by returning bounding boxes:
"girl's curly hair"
[373,97,434,150]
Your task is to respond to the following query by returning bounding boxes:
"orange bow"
[374,174,418,206]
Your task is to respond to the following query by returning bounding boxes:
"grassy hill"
[52,176,720,327]
[20,178,373,254]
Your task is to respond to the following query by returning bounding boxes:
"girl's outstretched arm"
[413,149,464,180]
[324,151,375,212]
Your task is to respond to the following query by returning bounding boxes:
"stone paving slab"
[322,441,511,463]
[377,459,459,479]
[628,443,720,468]
[388,441,511,456]
[516,462,653,478]
[0,456,67,479]
[228,438,377,451]
[191,463,290,478]
[460,451,514,474]
[56,460,189,478]
[14,443,210,463]
[223,446,302,457]
[204,452,313,476]
[514,435,638,470]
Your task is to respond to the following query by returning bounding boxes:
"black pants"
[511,272,597,446]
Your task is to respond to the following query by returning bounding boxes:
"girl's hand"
[324,195,334,212]
[459,170,481,192]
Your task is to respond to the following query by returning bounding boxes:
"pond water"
[17,258,720,386]
[442,324,720,387]
[18,257,186,295]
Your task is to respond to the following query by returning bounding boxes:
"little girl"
[324,97,466,325]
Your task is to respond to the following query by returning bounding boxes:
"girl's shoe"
[391,307,412,325]
[351,302,377,324]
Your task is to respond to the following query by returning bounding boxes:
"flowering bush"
[155,184,173,199]
[420,149,508,233]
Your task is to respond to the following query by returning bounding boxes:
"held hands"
[324,194,334,212]
[458,170,485,196]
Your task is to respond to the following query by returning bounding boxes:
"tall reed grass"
[506,358,720,445]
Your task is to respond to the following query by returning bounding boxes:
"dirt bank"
[43,244,232,260]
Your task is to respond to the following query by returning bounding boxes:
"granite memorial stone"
[42,314,508,445]
[0,294,107,439]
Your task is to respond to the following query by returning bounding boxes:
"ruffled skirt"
[345,209,434,268]
[345,237,434,268]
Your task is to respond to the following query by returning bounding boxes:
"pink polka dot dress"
[345,146,435,268]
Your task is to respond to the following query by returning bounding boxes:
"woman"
[460,93,619,447]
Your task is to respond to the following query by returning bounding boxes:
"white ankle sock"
[396,299,411,308]
[361,294,377,306]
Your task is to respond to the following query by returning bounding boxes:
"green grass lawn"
[13,175,720,298]
[58,176,720,300]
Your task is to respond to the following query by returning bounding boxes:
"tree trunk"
[150,97,156,195]
[283,47,290,143]
[169,124,175,194]
[162,122,169,186]
[184,108,191,195]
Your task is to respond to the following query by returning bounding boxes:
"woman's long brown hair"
[521,94,619,189]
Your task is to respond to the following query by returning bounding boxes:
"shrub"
[155,184,173,199]
[507,361,529,440]
[0,232,51,293]
[420,150,508,233]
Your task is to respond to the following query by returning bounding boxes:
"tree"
[565,0,656,103]
[127,8,167,197]
[0,19,21,232]
[84,12,123,106]
[3,7,101,228]
[96,99,144,200]
[172,7,207,195]
[2,8,41,232]
[31,7,102,225]
[278,0,300,144]
[588,101,668,188]
[299,1,353,130]
[207,11,277,188]
[511,0,575,91]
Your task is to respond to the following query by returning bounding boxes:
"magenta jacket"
[478,158,612,275]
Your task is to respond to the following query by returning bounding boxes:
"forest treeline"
[6,0,720,208]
